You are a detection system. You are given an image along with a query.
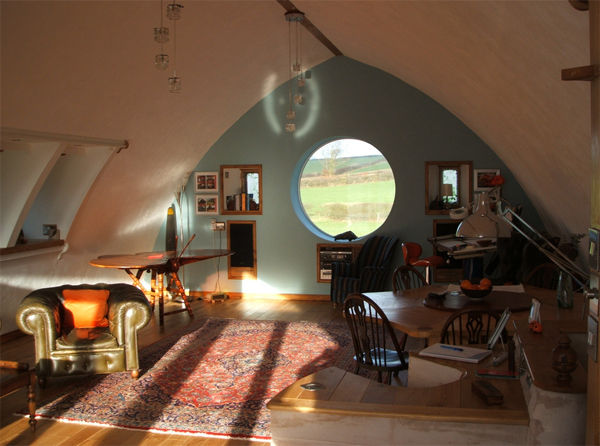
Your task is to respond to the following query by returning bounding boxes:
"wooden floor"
[1,297,348,446]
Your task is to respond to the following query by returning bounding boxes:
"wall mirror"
[220,164,262,215]
[425,161,472,215]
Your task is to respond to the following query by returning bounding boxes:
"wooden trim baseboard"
[190,291,329,301]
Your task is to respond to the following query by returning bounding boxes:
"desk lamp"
[496,203,588,289]
[456,191,512,239]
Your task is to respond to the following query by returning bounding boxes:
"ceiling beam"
[277,0,343,56]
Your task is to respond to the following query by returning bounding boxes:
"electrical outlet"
[215,222,226,231]
[211,218,217,230]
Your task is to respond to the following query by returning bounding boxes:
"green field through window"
[299,139,395,238]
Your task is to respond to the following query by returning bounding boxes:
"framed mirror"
[220,165,262,215]
[425,161,472,215]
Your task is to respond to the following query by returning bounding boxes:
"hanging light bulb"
[155,54,169,70]
[167,2,183,20]
[297,23,306,87]
[285,11,304,132]
[168,16,180,92]
[293,18,304,104]
[155,0,169,69]
[154,27,169,43]
[169,71,181,92]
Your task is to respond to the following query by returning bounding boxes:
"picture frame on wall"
[474,169,500,191]
[195,195,219,215]
[195,172,218,193]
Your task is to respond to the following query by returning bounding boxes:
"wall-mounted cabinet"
[317,244,362,283]
[221,165,262,215]
[227,221,257,280]
[425,161,472,215]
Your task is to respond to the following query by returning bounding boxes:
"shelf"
[0,239,65,262]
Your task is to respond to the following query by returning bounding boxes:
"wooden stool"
[1,360,36,432]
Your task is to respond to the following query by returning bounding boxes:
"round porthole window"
[292,138,396,239]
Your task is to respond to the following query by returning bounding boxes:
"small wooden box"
[471,379,504,405]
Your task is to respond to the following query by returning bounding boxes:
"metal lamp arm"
[498,206,589,289]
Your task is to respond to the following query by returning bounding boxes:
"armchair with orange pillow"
[16,283,152,387]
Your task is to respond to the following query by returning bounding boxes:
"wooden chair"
[439,307,502,346]
[523,263,560,290]
[343,293,409,384]
[392,265,427,292]
[402,242,444,284]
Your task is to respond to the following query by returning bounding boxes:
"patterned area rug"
[20,318,361,440]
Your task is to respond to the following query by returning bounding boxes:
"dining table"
[364,284,584,345]
[90,249,232,325]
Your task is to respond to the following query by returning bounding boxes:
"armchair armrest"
[107,284,152,370]
[16,289,63,375]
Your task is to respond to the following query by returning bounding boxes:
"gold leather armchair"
[16,283,152,387]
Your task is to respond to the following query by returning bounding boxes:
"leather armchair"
[16,283,152,386]
[330,235,398,306]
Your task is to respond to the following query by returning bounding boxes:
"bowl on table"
[460,285,493,299]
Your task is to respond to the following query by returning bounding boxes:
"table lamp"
[442,183,454,208]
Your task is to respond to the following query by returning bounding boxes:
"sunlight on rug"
[18,318,364,440]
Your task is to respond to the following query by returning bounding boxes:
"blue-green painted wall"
[156,56,543,296]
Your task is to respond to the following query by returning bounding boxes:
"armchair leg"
[130,369,140,379]
[38,376,46,389]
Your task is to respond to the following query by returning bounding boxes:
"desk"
[429,236,497,259]
[90,249,232,325]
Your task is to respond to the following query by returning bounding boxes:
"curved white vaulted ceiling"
[0,0,591,261]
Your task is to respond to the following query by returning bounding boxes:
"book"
[418,343,492,363]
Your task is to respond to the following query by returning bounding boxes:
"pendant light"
[285,11,304,132]
[167,1,183,93]
[154,0,169,70]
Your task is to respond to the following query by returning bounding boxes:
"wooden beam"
[561,64,600,81]
[277,0,343,56]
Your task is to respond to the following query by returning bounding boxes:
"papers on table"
[418,343,493,363]
[446,284,525,294]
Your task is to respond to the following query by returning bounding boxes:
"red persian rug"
[21,318,360,440]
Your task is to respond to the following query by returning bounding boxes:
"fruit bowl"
[460,285,493,299]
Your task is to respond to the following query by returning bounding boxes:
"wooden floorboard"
[1,297,346,446]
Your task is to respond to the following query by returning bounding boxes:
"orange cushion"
[62,289,110,328]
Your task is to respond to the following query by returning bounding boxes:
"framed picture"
[474,169,500,191]
[195,195,219,215]
[195,172,218,193]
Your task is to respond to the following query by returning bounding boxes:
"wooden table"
[90,249,232,325]
[364,285,583,345]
